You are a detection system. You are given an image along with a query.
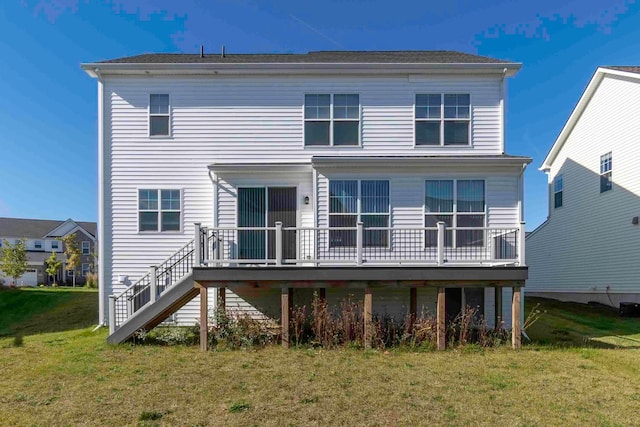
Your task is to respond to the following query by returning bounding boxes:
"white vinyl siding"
[527,74,640,296]
[101,73,509,325]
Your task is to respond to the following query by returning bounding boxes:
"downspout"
[500,68,507,154]
[207,169,219,308]
[96,68,106,328]
[518,162,527,338]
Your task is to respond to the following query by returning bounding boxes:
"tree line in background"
[0,233,97,288]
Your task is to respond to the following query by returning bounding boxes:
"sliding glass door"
[238,187,297,261]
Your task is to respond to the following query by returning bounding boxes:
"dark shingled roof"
[0,218,96,239]
[604,66,640,75]
[97,50,514,65]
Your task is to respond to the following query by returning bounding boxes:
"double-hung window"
[329,180,389,247]
[139,189,181,232]
[82,263,90,277]
[82,241,90,255]
[553,175,563,208]
[304,94,360,146]
[34,241,42,250]
[425,180,485,247]
[149,94,170,136]
[51,240,59,250]
[415,94,470,146]
[600,152,612,193]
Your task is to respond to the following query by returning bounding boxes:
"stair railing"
[108,224,204,334]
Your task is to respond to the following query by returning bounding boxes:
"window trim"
[81,241,91,255]
[327,179,391,248]
[303,93,362,147]
[600,152,612,193]
[414,93,473,147]
[553,174,563,209]
[137,188,183,234]
[148,93,172,138]
[423,178,486,248]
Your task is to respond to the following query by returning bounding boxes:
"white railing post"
[202,227,209,265]
[215,231,221,267]
[437,221,445,266]
[108,295,116,334]
[275,221,283,266]
[356,222,364,266]
[194,222,202,266]
[518,221,526,266]
[149,265,157,302]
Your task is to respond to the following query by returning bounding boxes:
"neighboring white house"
[82,50,531,345]
[527,66,640,306]
[0,217,97,286]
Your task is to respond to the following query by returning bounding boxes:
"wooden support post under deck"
[218,287,226,311]
[281,288,292,348]
[409,287,417,326]
[512,287,521,349]
[364,286,373,349]
[199,286,208,351]
[318,288,326,302]
[437,287,446,351]
[495,287,503,329]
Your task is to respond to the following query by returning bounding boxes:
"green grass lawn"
[0,288,639,426]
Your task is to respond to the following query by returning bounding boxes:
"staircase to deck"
[107,237,202,344]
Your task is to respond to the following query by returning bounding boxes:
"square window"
[304,121,330,145]
[333,121,359,145]
[415,122,441,145]
[444,121,469,145]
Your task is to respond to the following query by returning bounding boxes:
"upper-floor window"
[600,152,612,193]
[149,94,170,136]
[415,94,471,146]
[82,241,91,255]
[34,240,42,250]
[51,240,59,250]
[329,180,389,247]
[553,175,563,208]
[139,189,181,232]
[425,180,485,247]
[304,94,360,146]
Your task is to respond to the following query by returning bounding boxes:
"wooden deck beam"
[218,287,226,311]
[364,286,373,349]
[512,287,521,349]
[199,285,208,351]
[281,288,292,348]
[437,287,446,350]
[409,287,417,326]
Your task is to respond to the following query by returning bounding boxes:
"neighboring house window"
[304,94,360,146]
[149,94,170,136]
[329,180,390,247]
[415,94,471,146]
[68,269,74,277]
[139,189,181,232]
[34,240,42,249]
[600,152,612,193]
[51,240,59,250]
[425,180,485,247]
[553,175,563,208]
[81,241,90,255]
[81,263,90,277]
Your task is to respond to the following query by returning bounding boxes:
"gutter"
[81,61,522,78]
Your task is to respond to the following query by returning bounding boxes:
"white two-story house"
[527,66,640,306]
[82,50,530,349]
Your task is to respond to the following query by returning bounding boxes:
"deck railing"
[199,222,525,267]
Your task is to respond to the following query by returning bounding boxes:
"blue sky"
[1,0,639,229]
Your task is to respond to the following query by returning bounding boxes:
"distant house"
[527,66,640,305]
[82,49,531,348]
[0,217,97,286]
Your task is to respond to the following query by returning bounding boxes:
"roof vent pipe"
[221,45,225,58]
[200,45,204,58]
